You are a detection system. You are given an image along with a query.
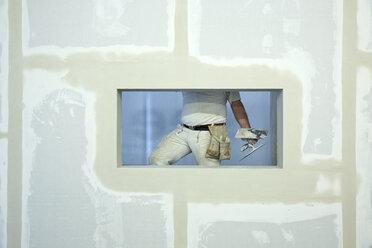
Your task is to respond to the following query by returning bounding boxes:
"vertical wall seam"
[174,0,188,57]
[7,0,23,247]
[341,0,358,246]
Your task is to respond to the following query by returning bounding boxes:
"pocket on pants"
[206,125,231,160]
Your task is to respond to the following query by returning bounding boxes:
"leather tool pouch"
[206,125,231,160]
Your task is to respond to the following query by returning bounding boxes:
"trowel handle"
[240,143,254,152]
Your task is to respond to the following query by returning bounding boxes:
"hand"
[242,138,258,145]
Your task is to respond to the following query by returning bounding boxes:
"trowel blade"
[240,144,265,161]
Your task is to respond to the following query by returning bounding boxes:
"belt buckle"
[189,125,195,130]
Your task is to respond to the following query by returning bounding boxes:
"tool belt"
[183,123,224,131]
[206,124,231,160]
[183,124,210,131]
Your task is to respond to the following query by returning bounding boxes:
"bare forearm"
[231,100,251,128]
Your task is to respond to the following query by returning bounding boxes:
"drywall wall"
[22,0,174,54]
[0,139,7,248]
[358,0,372,52]
[0,0,8,132]
[22,69,174,248]
[0,0,7,247]
[188,0,343,163]
[188,203,342,248]
[2,0,368,247]
[356,1,372,246]
[356,67,372,248]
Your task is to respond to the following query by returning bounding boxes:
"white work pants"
[149,125,220,166]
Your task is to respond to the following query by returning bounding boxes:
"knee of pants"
[149,153,170,166]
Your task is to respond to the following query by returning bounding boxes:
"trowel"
[235,128,268,160]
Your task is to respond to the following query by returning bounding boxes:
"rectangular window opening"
[118,89,283,167]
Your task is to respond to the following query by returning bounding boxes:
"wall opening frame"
[117,89,283,168]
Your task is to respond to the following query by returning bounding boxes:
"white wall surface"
[189,0,343,163]
[0,1,8,247]
[2,0,369,247]
[356,67,372,247]
[0,0,8,132]
[188,203,342,248]
[0,139,7,248]
[356,2,372,247]
[22,69,174,248]
[22,0,175,54]
[358,0,372,52]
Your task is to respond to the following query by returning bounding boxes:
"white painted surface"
[358,0,372,52]
[0,0,8,132]
[6,1,361,247]
[188,203,343,248]
[22,0,175,55]
[22,69,174,248]
[188,0,343,163]
[316,175,341,195]
[0,1,8,245]
[356,67,372,248]
[251,230,271,245]
[0,139,7,248]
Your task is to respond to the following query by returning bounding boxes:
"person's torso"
[181,91,229,126]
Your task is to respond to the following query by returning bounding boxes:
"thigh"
[149,127,192,165]
[189,131,220,167]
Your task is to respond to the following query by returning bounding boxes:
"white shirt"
[181,91,241,126]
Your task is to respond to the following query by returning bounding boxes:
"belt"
[183,123,225,131]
